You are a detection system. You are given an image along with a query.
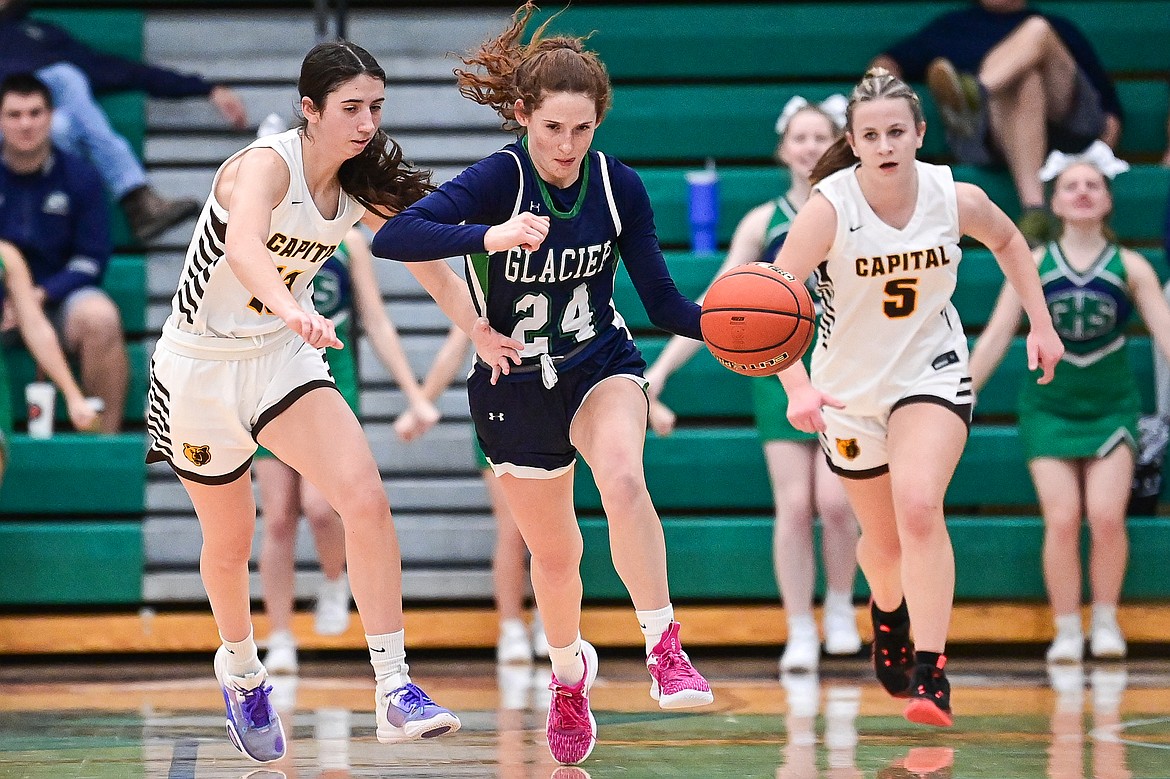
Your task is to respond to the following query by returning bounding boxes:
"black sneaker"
[871,600,914,698]
[904,656,953,727]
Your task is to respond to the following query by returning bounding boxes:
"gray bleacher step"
[148,84,499,133]
[361,389,470,422]
[146,9,512,72]
[147,475,488,514]
[146,132,505,167]
[143,568,494,603]
[144,513,495,567]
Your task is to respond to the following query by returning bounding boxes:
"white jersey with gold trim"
[163,128,365,344]
[810,160,967,417]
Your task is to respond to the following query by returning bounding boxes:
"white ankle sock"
[367,630,410,689]
[636,604,674,654]
[1054,612,1083,636]
[824,590,854,614]
[1091,603,1118,626]
[221,628,262,679]
[548,634,585,686]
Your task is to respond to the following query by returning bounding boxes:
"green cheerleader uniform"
[1017,241,1139,461]
[255,241,359,459]
[750,196,817,443]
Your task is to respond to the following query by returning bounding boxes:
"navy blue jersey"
[0,148,110,306]
[373,138,701,367]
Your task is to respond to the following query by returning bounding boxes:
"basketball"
[700,262,816,377]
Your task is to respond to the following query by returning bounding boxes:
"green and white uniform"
[752,196,816,443]
[1018,241,1139,461]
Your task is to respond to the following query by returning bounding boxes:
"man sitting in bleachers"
[0,0,248,243]
[871,0,1123,248]
[0,74,128,433]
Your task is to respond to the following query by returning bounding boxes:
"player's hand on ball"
[485,212,550,253]
[471,317,523,384]
[786,385,845,433]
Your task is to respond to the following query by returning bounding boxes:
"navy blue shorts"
[468,333,647,478]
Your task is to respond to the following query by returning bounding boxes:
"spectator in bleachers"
[970,143,1170,663]
[871,0,1123,248]
[257,226,440,676]
[773,67,1063,726]
[0,239,98,462]
[395,326,550,666]
[642,95,862,675]
[0,0,248,243]
[0,73,128,433]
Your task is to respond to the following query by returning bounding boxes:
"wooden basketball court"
[2,653,1168,778]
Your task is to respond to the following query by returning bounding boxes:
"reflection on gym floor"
[1,655,1168,778]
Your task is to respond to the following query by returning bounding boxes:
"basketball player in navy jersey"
[373,1,713,766]
[771,67,1063,727]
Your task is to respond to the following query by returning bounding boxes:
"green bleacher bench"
[0,433,147,514]
[0,520,143,604]
[103,254,148,335]
[6,341,151,426]
[600,80,1168,164]
[578,515,1170,601]
[535,2,1170,81]
[638,165,1170,249]
[575,425,1042,511]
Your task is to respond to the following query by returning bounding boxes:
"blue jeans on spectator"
[38,62,147,200]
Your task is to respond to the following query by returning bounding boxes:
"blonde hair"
[454,1,612,131]
[810,67,925,184]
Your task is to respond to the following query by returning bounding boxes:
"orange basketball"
[700,262,816,377]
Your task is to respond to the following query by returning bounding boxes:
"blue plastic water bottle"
[685,158,719,254]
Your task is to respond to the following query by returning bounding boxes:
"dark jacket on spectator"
[0,146,111,306]
[0,0,212,98]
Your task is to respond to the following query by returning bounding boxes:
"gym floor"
[1,653,1167,778]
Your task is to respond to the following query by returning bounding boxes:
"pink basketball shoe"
[545,641,599,765]
[646,622,714,709]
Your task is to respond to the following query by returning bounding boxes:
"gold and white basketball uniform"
[811,160,972,477]
[146,128,365,483]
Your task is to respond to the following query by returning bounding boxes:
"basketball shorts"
[468,334,647,478]
[146,330,338,484]
[819,360,973,478]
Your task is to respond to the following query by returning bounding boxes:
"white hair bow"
[775,94,849,136]
[1038,140,1130,182]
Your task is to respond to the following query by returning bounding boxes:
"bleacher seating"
[4,1,1169,617]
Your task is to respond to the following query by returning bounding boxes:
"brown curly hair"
[454,2,612,131]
